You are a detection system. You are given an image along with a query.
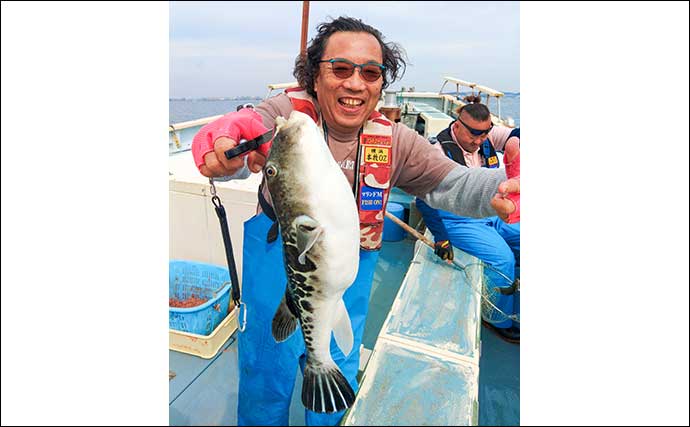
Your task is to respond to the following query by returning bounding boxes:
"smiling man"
[313,32,384,134]
[191,16,520,426]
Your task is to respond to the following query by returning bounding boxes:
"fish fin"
[332,299,353,357]
[271,291,298,342]
[294,215,323,265]
[302,360,355,413]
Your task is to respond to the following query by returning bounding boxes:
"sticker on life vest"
[364,147,390,164]
[361,134,392,146]
[359,186,384,211]
[487,156,498,166]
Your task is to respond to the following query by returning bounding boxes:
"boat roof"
[441,76,504,98]
[473,84,504,98]
[442,76,476,88]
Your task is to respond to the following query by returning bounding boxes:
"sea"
[170,92,520,127]
[169,99,262,124]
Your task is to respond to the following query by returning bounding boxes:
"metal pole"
[300,1,310,56]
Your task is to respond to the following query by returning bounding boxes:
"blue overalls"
[415,128,520,329]
[237,212,379,426]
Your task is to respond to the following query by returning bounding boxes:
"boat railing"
[169,115,224,154]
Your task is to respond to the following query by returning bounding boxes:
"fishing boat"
[168,74,519,426]
[169,2,518,424]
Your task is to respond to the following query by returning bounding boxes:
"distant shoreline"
[169,96,262,101]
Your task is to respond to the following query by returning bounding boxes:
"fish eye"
[265,165,278,177]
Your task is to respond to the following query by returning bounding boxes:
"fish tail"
[302,359,355,413]
[271,294,298,342]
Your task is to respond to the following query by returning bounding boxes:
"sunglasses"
[457,116,493,137]
[318,58,386,83]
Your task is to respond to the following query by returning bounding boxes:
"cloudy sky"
[170,1,520,98]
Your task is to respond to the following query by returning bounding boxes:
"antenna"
[300,1,310,56]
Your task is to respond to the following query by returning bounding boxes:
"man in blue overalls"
[192,17,520,426]
[415,96,521,343]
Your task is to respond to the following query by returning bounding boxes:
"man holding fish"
[191,16,520,426]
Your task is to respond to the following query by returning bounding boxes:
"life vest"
[285,88,394,251]
[435,125,500,169]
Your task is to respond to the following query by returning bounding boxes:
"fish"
[264,110,360,413]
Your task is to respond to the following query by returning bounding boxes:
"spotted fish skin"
[264,111,360,413]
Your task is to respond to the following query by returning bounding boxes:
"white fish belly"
[291,114,360,292]
[301,182,359,291]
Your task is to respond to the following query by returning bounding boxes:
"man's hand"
[434,240,454,261]
[192,108,270,178]
[491,138,520,223]
[199,138,267,177]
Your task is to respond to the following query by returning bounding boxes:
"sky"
[170,1,519,98]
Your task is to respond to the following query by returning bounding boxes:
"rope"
[169,125,181,149]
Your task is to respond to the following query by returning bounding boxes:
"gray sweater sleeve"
[421,165,507,218]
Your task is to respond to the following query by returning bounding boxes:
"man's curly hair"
[293,16,407,99]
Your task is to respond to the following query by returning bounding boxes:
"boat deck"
[169,236,519,426]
